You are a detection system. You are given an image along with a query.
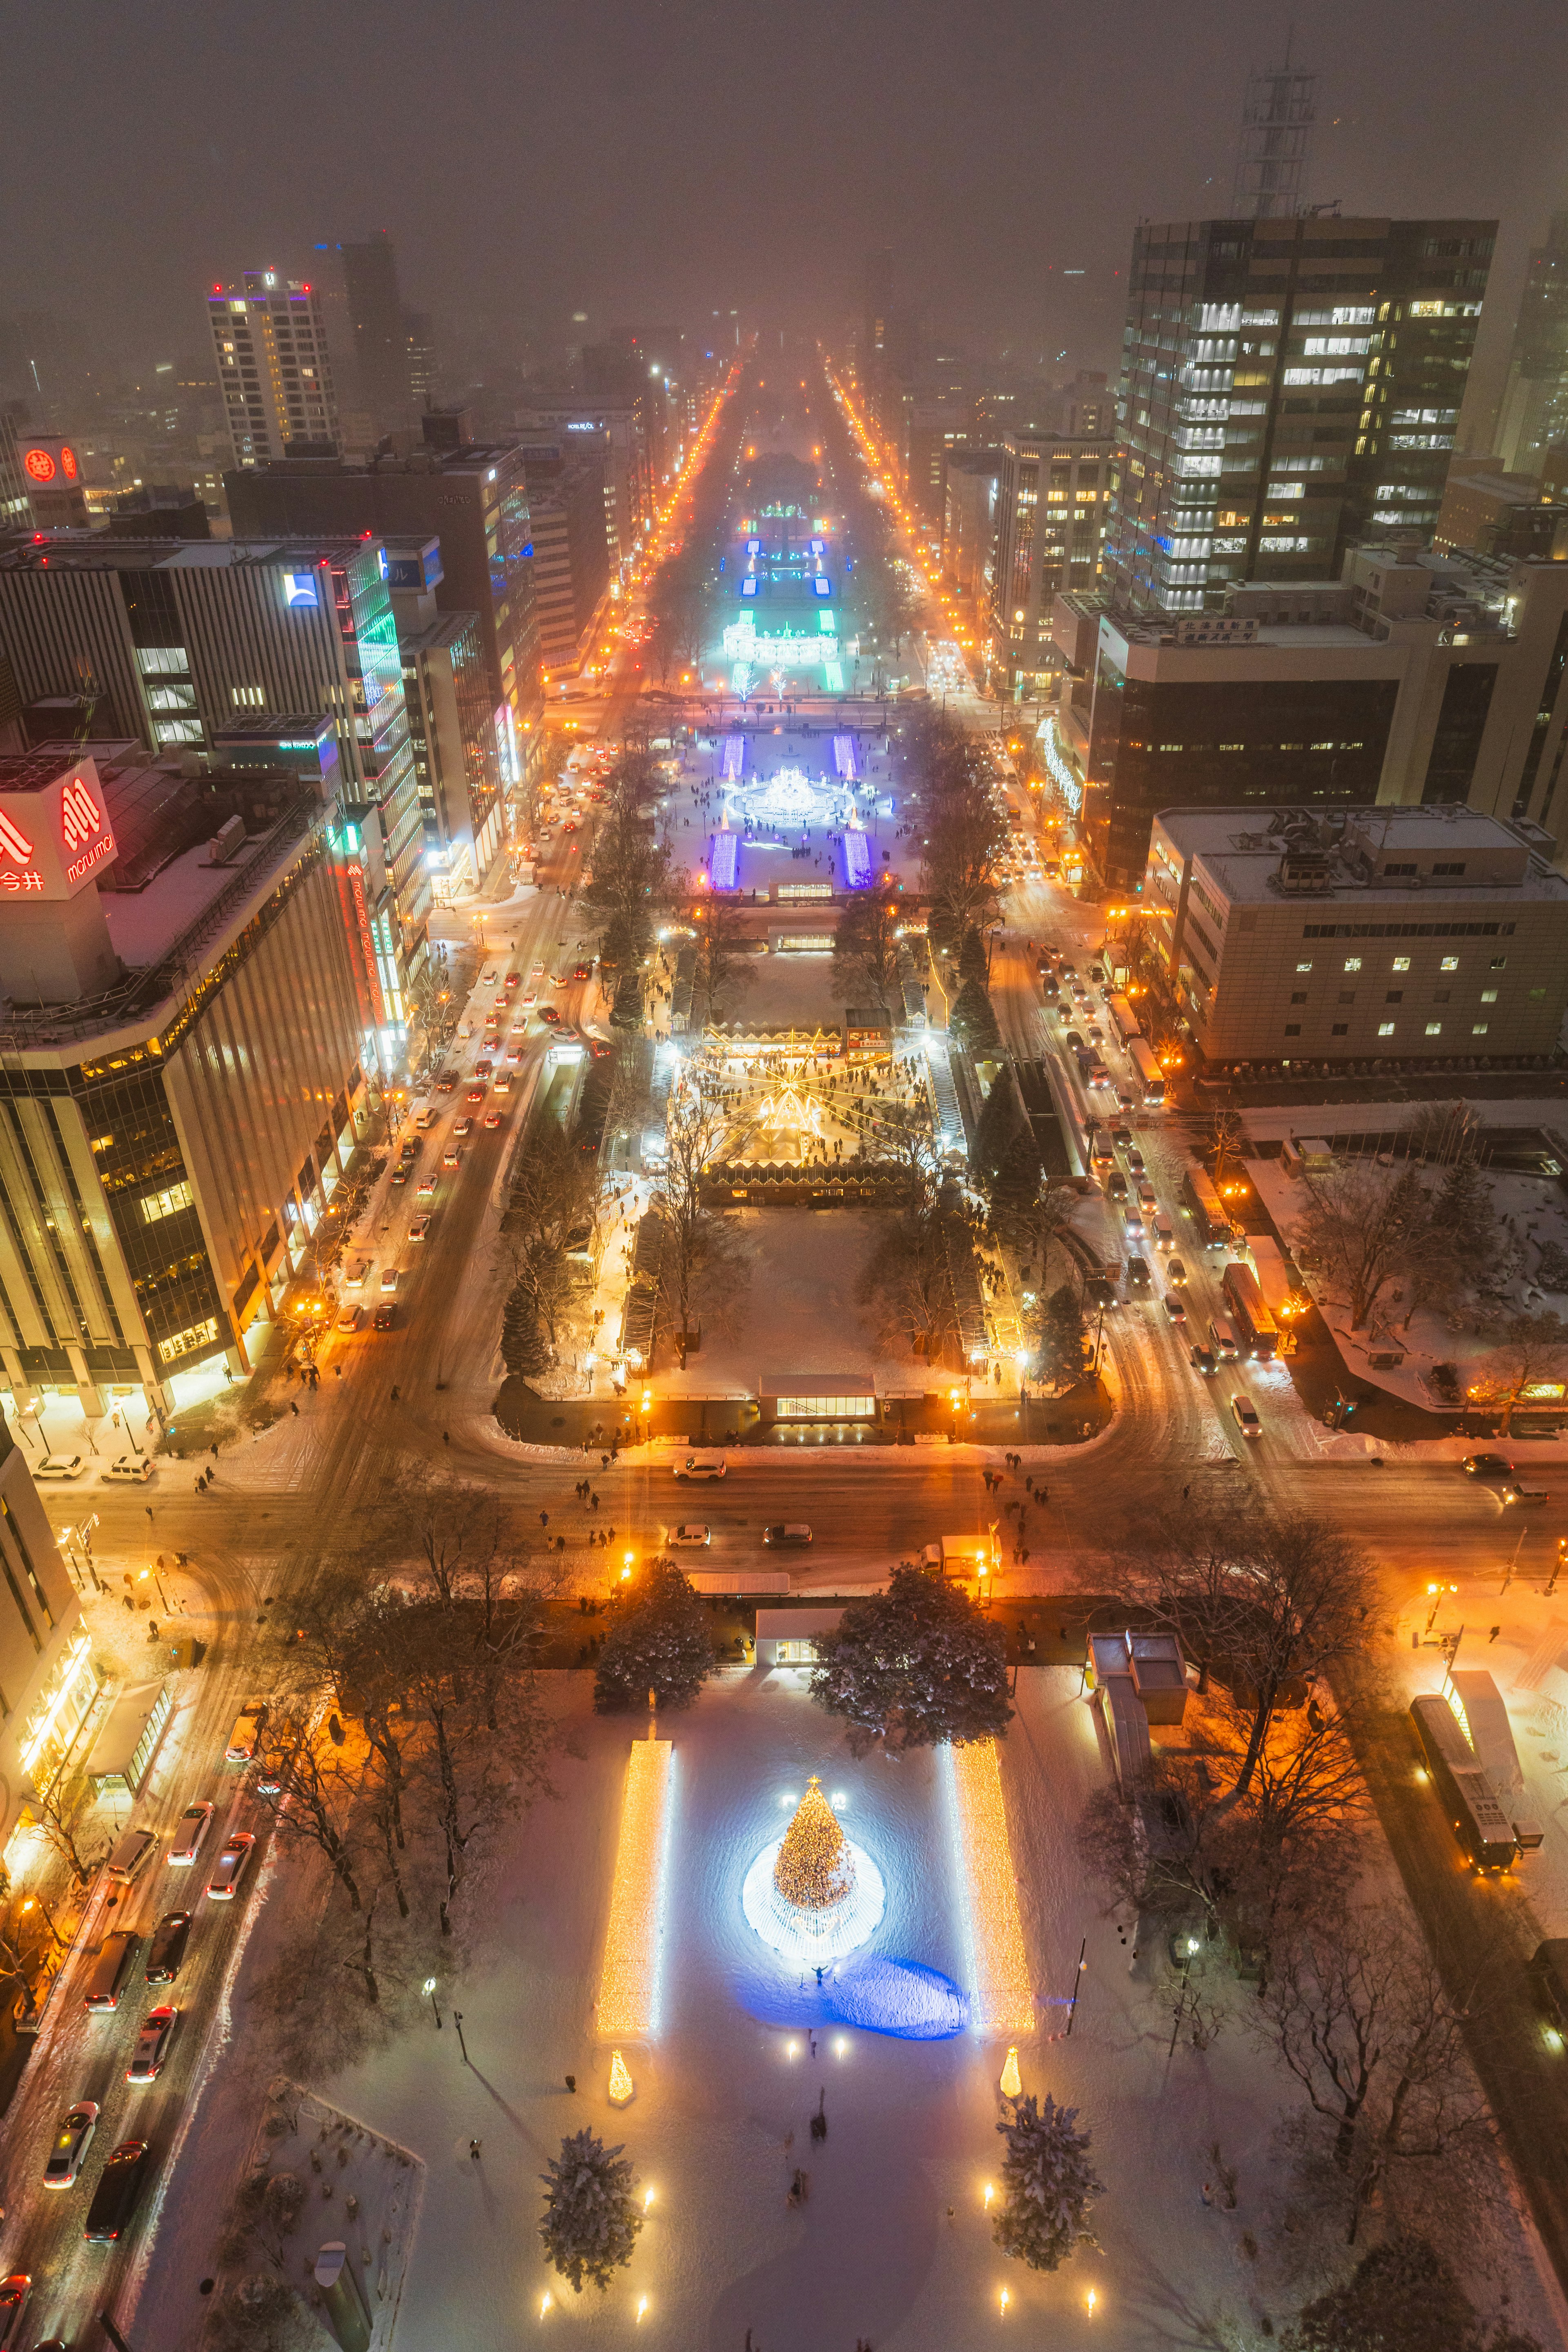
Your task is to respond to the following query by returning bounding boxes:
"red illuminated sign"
[23,448,55,483]
[347,863,387,1026]
[60,444,78,481]
[0,811,34,862]
[60,777,103,851]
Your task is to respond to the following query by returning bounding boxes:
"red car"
[538,1006,562,1027]
[573,963,591,981]
[466,1085,486,1105]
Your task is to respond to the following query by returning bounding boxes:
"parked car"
[1231,1394,1262,1438]
[106,1826,158,1885]
[763,1524,814,1547]
[33,1455,86,1480]
[225,1704,267,1763]
[126,2006,178,2084]
[1189,1343,1217,1376]
[206,1831,258,1902]
[1163,1292,1187,1323]
[334,1304,361,1333]
[82,1930,141,2014]
[83,2140,152,2243]
[103,1452,153,1483]
[144,1912,193,1986]
[666,1523,711,1549]
[1463,1453,1513,1477]
[167,1802,214,1866]
[43,2103,99,2190]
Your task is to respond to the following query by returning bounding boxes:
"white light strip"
[596,1739,674,2039]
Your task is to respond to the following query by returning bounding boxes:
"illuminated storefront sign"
[347,862,387,1025]
[0,758,118,898]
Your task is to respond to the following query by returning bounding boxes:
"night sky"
[4,0,1566,421]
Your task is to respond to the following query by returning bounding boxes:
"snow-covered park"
[171,1665,1548,2351]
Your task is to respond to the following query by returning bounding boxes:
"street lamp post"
[452,2009,470,2065]
[424,1976,443,2029]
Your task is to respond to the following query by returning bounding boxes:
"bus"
[1106,995,1141,1048]
[1128,1038,1165,1106]
[1180,1165,1231,1248]
[1409,1695,1520,1873]
[1221,1262,1277,1359]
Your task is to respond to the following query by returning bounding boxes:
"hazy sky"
[5,0,1567,426]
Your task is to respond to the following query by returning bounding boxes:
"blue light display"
[741,577,758,597]
[283,573,319,608]
[813,577,831,597]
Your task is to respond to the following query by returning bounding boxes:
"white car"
[42,2099,99,2189]
[33,1454,86,1481]
[673,1455,726,1482]
[103,1453,153,1483]
[667,1523,712,1550]
[167,1801,214,1867]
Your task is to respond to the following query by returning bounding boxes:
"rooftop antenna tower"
[1231,29,1317,219]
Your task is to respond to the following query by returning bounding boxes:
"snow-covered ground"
[230,1668,1556,2350]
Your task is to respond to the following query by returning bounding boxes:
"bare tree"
[1293,1156,1434,1329]
[832,882,903,1011]
[655,1078,748,1365]
[1110,1503,1377,1795]
[1257,1908,1493,2243]
[688,888,753,1025]
[1467,1310,1568,1434]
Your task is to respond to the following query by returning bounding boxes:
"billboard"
[19,436,80,488]
[0,756,118,898]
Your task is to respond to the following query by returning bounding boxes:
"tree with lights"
[594,1559,714,1713]
[993,2091,1104,2274]
[539,2127,643,2293]
[809,1564,1011,1756]
[773,1777,855,1914]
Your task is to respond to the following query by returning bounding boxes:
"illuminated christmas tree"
[773,1777,855,1915]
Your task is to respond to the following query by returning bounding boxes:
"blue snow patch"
[826,1956,969,2040]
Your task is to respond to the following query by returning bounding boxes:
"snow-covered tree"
[539,2128,643,2293]
[1284,2234,1542,2352]
[594,1559,713,1713]
[993,2091,1104,2273]
[809,1564,1011,1756]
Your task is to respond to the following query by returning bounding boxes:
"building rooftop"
[1152,804,1568,908]
[0,535,388,575]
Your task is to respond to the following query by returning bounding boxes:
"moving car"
[380,1267,399,1295]
[144,1912,193,1986]
[1126,1254,1153,1291]
[390,1163,410,1187]
[1189,1343,1217,1376]
[443,1145,462,1167]
[373,1305,396,1332]
[666,1523,711,1550]
[225,1703,267,1763]
[539,1005,562,1025]
[83,2140,152,2243]
[465,1086,486,1106]
[1105,1171,1128,1202]
[574,962,591,981]
[104,1452,153,1482]
[1231,1394,1262,1438]
[0,2277,28,2348]
[126,2005,178,2084]
[106,1826,159,1885]
[206,1831,257,1902]
[1167,1256,1188,1285]
[1086,1276,1119,1312]
[1463,1453,1513,1477]
[762,1524,814,1548]
[167,1802,214,1866]
[43,2103,99,2189]
[82,1931,141,2013]
[416,1173,437,1197]
[408,1216,431,1242]
[33,1455,86,1481]
[453,1117,473,1138]
[1162,1292,1187,1324]
[1502,1479,1549,1507]
[674,1454,726,1481]
[484,1111,502,1130]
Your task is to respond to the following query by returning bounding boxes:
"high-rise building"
[0,744,369,1410]
[991,432,1114,697]
[862,248,894,428]
[943,451,1003,641]
[516,440,612,681]
[1494,213,1568,477]
[0,534,426,1016]
[222,421,545,798]
[335,234,413,441]
[0,1423,92,1852]
[1230,58,1317,220]
[206,271,339,466]
[1048,543,1568,888]
[403,309,437,415]
[1105,215,1495,615]
[385,537,505,893]
[514,405,641,567]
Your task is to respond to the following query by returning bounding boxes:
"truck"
[920,1534,997,1581]
[1180,1165,1232,1249]
[1221,1262,1278,1359]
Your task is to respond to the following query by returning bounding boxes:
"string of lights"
[948,1741,1035,2034]
[772,1776,854,1912]
[596,1737,674,2039]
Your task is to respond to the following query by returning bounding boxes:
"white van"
[674,1454,726,1482]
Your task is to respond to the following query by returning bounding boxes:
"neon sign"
[0,812,34,862]
[23,448,56,483]
[60,777,104,851]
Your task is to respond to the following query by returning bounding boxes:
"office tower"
[1494,213,1568,477]
[0,407,29,532]
[0,742,369,1409]
[1231,57,1317,219]
[0,534,426,1013]
[336,233,414,439]
[583,343,668,514]
[862,249,894,426]
[223,417,544,798]
[1060,371,1110,437]
[1049,543,1568,887]
[943,452,1003,638]
[207,271,339,466]
[0,1421,90,1851]
[515,405,639,567]
[1435,463,1568,563]
[1105,214,1495,615]
[991,431,1114,695]
[517,439,613,679]
[385,537,506,892]
[403,309,437,414]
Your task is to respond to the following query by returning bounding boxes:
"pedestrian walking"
[565,2074,577,2093]
[470,2138,482,2161]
